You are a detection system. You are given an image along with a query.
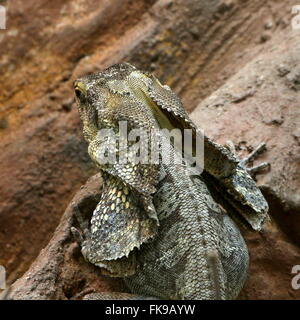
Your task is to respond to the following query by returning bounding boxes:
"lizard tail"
[207,249,227,300]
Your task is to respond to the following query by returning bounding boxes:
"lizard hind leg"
[224,141,270,177]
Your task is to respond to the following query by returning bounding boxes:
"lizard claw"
[246,161,270,175]
[71,203,91,241]
[71,226,84,245]
[225,141,270,177]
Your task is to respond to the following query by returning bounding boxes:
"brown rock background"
[0,0,299,299]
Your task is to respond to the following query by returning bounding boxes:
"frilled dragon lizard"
[71,63,269,300]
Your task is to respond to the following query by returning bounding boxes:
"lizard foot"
[224,141,270,176]
[71,204,91,246]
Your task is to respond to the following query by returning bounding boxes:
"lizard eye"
[74,81,87,100]
[75,88,83,99]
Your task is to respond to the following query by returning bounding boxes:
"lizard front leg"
[203,140,270,231]
[224,141,270,176]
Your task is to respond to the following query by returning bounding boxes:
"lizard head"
[73,65,136,142]
[73,62,198,192]
[73,63,191,140]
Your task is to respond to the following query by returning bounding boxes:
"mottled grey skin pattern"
[72,63,268,300]
[125,138,249,299]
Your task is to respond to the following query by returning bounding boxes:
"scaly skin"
[124,136,249,299]
[73,63,268,299]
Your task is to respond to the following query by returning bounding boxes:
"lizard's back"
[125,139,249,300]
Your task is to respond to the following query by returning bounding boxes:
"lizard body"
[72,63,268,299]
[124,136,248,299]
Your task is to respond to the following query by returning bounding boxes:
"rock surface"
[0,0,299,299]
